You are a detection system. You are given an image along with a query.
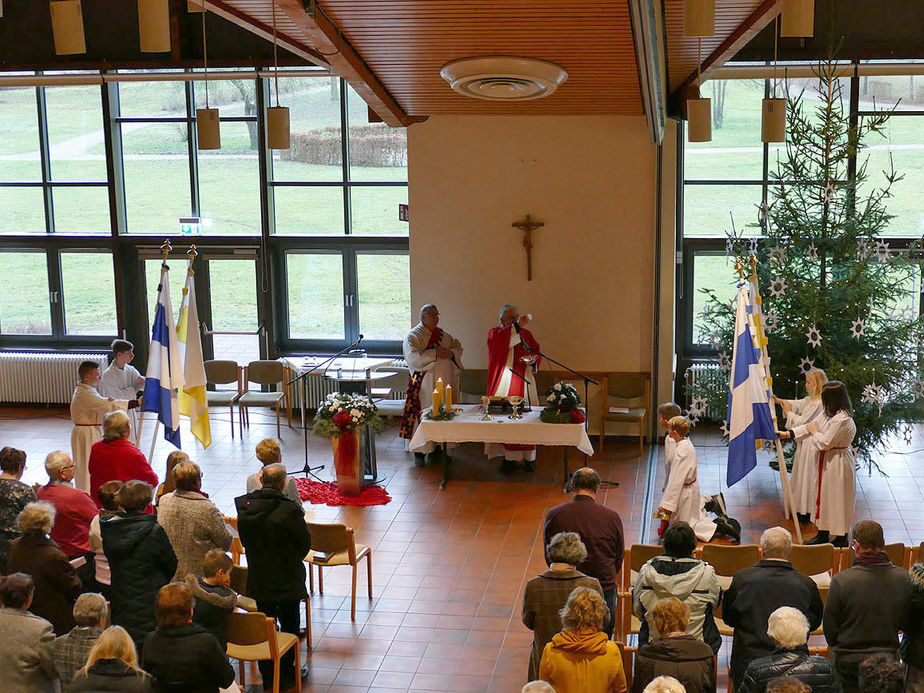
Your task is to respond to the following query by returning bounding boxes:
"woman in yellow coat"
[539,586,628,693]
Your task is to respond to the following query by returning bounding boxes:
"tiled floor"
[2,406,921,692]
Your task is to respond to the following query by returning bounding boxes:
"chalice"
[508,395,524,419]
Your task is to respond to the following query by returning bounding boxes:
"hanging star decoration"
[720,420,730,438]
[913,378,924,399]
[900,305,915,322]
[749,237,759,254]
[807,243,818,260]
[718,351,731,372]
[689,397,708,420]
[875,240,890,263]
[806,324,822,348]
[799,356,815,373]
[823,181,836,202]
[769,276,788,298]
[861,382,886,415]
[725,237,735,255]
[685,408,700,425]
[903,424,914,445]
[768,245,786,265]
[764,309,779,334]
[857,239,870,260]
[849,317,866,339]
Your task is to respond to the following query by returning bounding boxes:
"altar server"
[70,361,137,492]
[400,304,463,466]
[100,339,145,400]
[659,417,717,543]
[657,402,683,492]
[775,368,828,525]
[804,381,856,547]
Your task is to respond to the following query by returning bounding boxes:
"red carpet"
[294,477,392,506]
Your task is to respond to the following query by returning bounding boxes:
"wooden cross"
[512,214,544,281]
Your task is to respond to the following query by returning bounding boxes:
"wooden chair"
[615,640,631,690]
[231,536,245,565]
[791,543,837,591]
[617,544,663,644]
[912,541,924,565]
[841,542,909,570]
[229,565,259,613]
[239,360,289,438]
[304,522,372,620]
[701,544,760,636]
[226,612,300,693]
[204,360,242,437]
[599,372,650,453]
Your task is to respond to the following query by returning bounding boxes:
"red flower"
[332,410,352,430]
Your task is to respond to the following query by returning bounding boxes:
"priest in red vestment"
[486,304,542,469]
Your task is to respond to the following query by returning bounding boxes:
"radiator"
[685,361,726,421]
[288,375,341,409]
[0,352,107,405]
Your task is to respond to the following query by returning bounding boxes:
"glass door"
[202,258,260,363]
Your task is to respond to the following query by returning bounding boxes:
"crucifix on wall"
[511,214,545,281]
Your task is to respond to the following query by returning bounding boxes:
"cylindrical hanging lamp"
[761,98,786,142]
[196,108,221,149]
[781,0,814,37]
[684,0,715,37]
[266,106,290,150]
[138,0,171,52]
[687,97,712,142]
[50,0,87,56]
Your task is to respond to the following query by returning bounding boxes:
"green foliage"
[695,60,924,470]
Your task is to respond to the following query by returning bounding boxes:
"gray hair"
[643,676,686,693]
[522,683,555,693]
[761,526,793,561]
[499,304,518,319]
[18,501,56,534]
[571,467,601,493]
[767,606,810,649]
[73,593,108,627]
[103,410,131,441]
[44,450,73,481]
[547,532,587,566]
[419,304,438,320]
[261,463,288,490]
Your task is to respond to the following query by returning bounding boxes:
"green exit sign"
[179,217,201,235]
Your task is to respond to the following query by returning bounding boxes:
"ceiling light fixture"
[49,0,86,56]
[266,0,290,149]
[196,9,220,150]
[439,57,567,101]
[138,0,171,53]
[687,38,711,142]
[683,0,715,37]
[780,0,814,38]
[762,15,786,143]
[187,0,205,12]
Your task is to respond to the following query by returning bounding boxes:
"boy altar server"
[659,416,718,543]
[100,339,145,400]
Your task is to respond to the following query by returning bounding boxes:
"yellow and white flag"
[177,269,211,448]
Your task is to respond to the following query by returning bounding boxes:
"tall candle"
[436,377,445,399]
[433,388,441,413]
[444,385,452,412]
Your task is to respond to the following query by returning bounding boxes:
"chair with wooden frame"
[617,544,663,645]
[304,522,372,621]
[840,542,910,570]
[599,372,651,454]
[238,360,290,438]
[701,544,761,636]
[204,360,242,437]
[225,611,300,693]
[790,543,837,628]
[912,541,924,565]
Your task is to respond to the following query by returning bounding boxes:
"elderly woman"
[643,677,687,693]
[738,606,840,693]
[539,586,628,693]
[633,521,722,653]
[69,625,154,692]
[522,531,604,680]
[0,573,58,693]
[0,447,36,574]
[7,501,82,634]
[52,592,108,686]
[88,411,158,509]
[246,438,301,502]
[101,481,177,649]
[633,597,715,693]
[36,450,99,563]
[156,461,232,581]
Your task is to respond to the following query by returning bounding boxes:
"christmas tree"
[694,60,924,470]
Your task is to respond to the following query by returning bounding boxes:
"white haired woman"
[738,606,839,693]
[522,532,605,680]
[643,676,687,693]
[7,501,82,635]
[539,586,627,693]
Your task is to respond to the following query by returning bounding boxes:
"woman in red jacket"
[88,411,158,510]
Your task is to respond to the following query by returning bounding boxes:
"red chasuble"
[486,325,541,397]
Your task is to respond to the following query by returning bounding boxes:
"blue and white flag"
[142,263,185,448]
[726,284,777,487]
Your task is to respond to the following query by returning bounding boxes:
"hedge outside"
[282,125,407,167]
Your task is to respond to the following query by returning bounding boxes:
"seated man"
[52,592,107,687]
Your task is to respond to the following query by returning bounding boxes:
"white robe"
[785,396,825,515]
[100,362,143,400]
[660,438,716,542]
[808,410,856,536]
[402,322,463,453]
[662,432,676,492]
[70,383,128,492]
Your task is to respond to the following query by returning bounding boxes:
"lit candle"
[444,385,452,412]
[433,388,442,414]
[436,377,445,399]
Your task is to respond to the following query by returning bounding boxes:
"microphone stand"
[507,368,532,412]
[286,336,364,479]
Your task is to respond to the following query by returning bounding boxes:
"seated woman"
[738,606,839,693]
[539,586,628,693]
[246,438,301,503]
[7,501,82,635]
[0,446,36,574]
[633,597,715,693]
[0,573,58,693]
[68,625,154,692]
[522,532,604,681]
[633,522,722,654]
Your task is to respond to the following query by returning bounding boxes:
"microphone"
[358,334,364,340]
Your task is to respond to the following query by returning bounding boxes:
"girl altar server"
[775,368,828,525]
[804,381,856,547]
[658,416,717,543]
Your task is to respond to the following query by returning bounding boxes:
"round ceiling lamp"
[439,56,568,101]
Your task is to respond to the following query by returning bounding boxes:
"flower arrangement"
[540,382,586,424]
[312,392,385,438]
[425,404,458,421]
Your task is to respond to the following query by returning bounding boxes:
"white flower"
[553,383,562,391]
[350,408,361,418]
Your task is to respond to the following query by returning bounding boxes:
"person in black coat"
[739,606,841,693]
[723,527,824,689]
[235,464,311,692]
[142,583,235,693]
[902,563,924,693]
[68,624,154,693]
[100,482,177,649]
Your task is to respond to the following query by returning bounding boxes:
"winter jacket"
[633,555,722,652]
[723,559,824,687]
[738,646,842,693]
[539,628,627,693]
[235,487,312,601]
[100,512,177,645]
[156,490,232,581]
[186,574,238,650]
[632,635,716,693]
[7,531,82,635]
[902,564,924,668]
[142,622,235,693]
[67,659,155,692]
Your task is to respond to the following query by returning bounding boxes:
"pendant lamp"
[781,0,814,38]
[684,0,714,37]
[266,0,291,149]
[761,17,786,143]
[196,10,220,150]
[687,97,712,142]
[49,0,86,56]
[138,0,171,53]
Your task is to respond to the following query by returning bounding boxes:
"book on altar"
[608,406,630,414]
